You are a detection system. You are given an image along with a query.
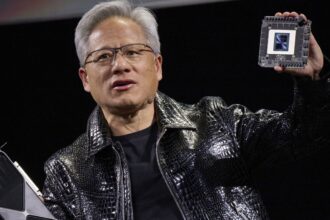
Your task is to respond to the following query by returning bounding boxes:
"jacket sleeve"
[42,158,75,220]
[222,65,330,170]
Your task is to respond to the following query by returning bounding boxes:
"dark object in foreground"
[0,150,55,220]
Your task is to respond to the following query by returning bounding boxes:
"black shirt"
[112,124,182,220]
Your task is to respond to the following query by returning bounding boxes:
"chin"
[107,99,139,114]
[109,96,154,115]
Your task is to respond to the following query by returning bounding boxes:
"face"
[79,17,162,116]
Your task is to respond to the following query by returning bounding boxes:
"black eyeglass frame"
[83,43,155,66]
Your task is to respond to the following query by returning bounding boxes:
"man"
[42,0,330,219]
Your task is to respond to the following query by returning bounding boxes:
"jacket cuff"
[293,57,330,107]
[319,55,330,81]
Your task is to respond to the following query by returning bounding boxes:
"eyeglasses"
[84,43,154,67]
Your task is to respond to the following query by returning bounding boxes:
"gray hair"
[74,0,161,66]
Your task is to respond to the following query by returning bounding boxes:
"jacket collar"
[155,92,196,130]
[86,91,196,157]
[86,107,112,157]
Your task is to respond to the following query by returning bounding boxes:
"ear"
[78,67,91,92]
[155,54,163,81]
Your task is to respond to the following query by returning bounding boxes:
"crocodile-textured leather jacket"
[43,76,330,220]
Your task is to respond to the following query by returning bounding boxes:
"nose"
[111,51,131,74]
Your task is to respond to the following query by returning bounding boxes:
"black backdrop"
[1,0,329,219]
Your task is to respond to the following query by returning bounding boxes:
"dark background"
[1,0,329,219]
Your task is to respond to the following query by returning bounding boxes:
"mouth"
[112,79,136,91]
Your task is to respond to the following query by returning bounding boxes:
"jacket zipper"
[114,142,134,220]
[155,128,186,220]
[113,147,125,220]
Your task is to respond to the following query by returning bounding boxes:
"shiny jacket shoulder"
[43,76,330,220]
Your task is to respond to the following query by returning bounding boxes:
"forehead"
[88,17,146,50]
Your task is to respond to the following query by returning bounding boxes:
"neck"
[102,103,156,136]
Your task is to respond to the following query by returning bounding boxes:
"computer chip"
[258,16,311,68]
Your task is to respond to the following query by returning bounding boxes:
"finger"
[282,11,291,16]
[309,33,323,58]
[290,11,299,17]
[308,33,324,70]
[299,13,307,21]
[309,33,317,47]
[274,65,284,72]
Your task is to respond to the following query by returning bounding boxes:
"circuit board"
[258,16,311,68]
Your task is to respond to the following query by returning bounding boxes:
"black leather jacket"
[43,77,330,220]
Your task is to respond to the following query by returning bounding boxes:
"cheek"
[88,70,109,88]
[139,60,161,81]
[143,68,160,86]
